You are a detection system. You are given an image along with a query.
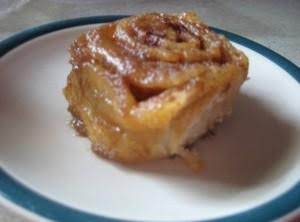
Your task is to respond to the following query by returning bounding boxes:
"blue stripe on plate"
[0,15,299,222]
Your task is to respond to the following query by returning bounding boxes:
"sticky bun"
[64,12,248,169]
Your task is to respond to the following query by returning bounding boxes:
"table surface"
[0,0,299,221]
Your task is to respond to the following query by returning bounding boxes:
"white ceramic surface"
[0,25,299,221]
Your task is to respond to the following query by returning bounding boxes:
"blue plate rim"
[0,15,299,222]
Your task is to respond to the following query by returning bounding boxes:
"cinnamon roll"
[64,12,248,169]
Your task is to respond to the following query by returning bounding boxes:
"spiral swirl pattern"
[71,12,247,100]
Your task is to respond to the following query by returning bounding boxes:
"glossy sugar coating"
[64,12,248,168]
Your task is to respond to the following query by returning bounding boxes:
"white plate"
[0,16,299,222]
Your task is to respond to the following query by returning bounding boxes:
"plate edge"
[0,15,299,222]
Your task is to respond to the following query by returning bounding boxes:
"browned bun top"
[70,12,248,110]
